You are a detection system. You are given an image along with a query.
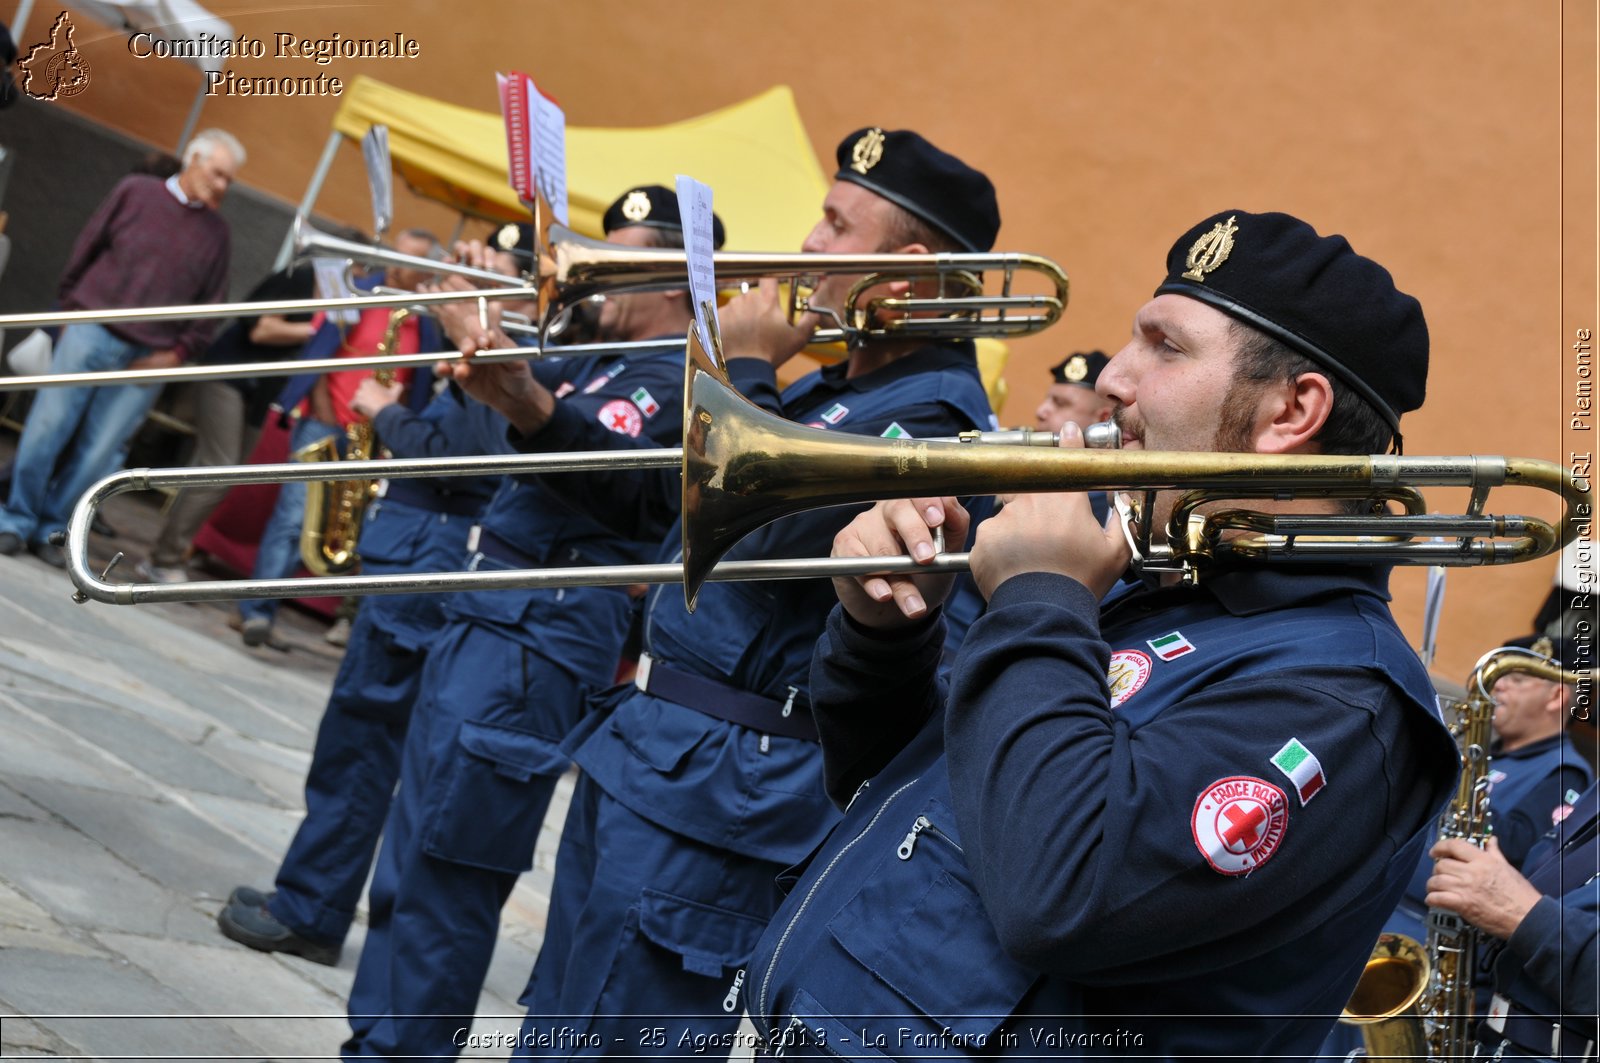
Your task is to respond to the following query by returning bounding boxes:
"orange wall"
[31,0,1597,679]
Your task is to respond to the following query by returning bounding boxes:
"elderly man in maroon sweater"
[0,128,242,567]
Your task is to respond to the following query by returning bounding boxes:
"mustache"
[1111,405,1142,440]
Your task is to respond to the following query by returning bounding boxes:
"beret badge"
[493,223,520,251]
[850,127,886,175]
[1182,214,1239,283]
[621,189,652,222]
[1063,354,1089,382]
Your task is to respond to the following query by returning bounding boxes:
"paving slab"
[10,776,276,900]
[0,493,575,1061]
[0,999,80,1057]
[0,948,259,1061]
[0,815,220,945]
[25,696,275,803]
[0,694,161,800]
[95,931,349,1060]
[197,727,314,808]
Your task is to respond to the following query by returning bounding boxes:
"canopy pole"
[276,130,342,270]
[176,73,207,154]
[11,0,35,42]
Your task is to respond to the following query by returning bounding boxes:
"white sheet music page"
[675,175,718,361]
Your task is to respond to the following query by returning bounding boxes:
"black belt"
[378,479,487,518]
[1480,994,1597,1062]
[635,652,818,742]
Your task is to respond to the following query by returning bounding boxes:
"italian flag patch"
[631,387,661,417]
[1147,631,1195,661]
[880,422,910,439]
[1270,738,1326,806]
[821,402,849,424]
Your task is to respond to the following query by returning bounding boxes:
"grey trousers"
[150,381,262,567]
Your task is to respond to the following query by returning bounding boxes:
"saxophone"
[1339,640,1586,1059]
[297,308,409,576]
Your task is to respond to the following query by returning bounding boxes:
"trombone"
[0,219,1070,390]
[64,328,1591,611]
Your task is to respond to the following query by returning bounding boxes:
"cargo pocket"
[421,720,569,872]
[636,887,768,977]
[337,626,424,726]
[826,799,1038,1044]
[577,889,772,1039]
[612,695,718,775]
[354,502,429,566]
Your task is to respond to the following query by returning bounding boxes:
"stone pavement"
[0,527,571,1061]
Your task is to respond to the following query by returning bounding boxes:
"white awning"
[68,0,233,72]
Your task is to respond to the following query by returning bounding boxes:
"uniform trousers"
[515,772,782,1058]
[342,619,580,1061]
[266,604,419,945]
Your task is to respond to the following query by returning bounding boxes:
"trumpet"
[63,328,1589,610]
[0,219,1069,390]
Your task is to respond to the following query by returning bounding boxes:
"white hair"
[183,128,246,169]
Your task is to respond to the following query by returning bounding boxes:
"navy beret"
[833,127,1000,253]
[489,221,535,262]
[1154,210,1428,441]
[1051,350,1108,388]
[602,185,726,250]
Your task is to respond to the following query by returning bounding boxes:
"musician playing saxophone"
[233,228,439,649]
[1430,769,1599,1059]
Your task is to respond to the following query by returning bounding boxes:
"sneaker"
[324,616,353,647]
[227,885,275,910]
[216,899,340,966]
[0,531,20,556]
[239,616,273,647]
[135,559,190,584]
[30,540,65,569]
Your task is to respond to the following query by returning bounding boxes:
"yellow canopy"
[331,76,828,250]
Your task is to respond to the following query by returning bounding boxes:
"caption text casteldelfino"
[128,31,420,97]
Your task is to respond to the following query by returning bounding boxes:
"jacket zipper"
[758,774,922,1032]
[896,814,961,860]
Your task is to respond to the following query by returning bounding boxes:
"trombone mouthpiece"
[1085,421,1122,449]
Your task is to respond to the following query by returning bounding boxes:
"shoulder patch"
[1270,738,1327,806]
[820,402,849,424]
[1191,776,1289,876]
[630,387,661,417]
[1107,649,1152,708]
[1147,631,1195,661]
[597,399,643,437]
[880,421,910,439]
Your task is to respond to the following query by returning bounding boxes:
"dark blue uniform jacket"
[441,342,685,687]
[524,343,995,867]
[1479,779,1600,1055]
[748,563,1459,1061]
[354,385,498,650]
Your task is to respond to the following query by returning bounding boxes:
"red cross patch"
[1191,775,1289,876]
[1107,649,1152,708]
[597,399,643,437]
